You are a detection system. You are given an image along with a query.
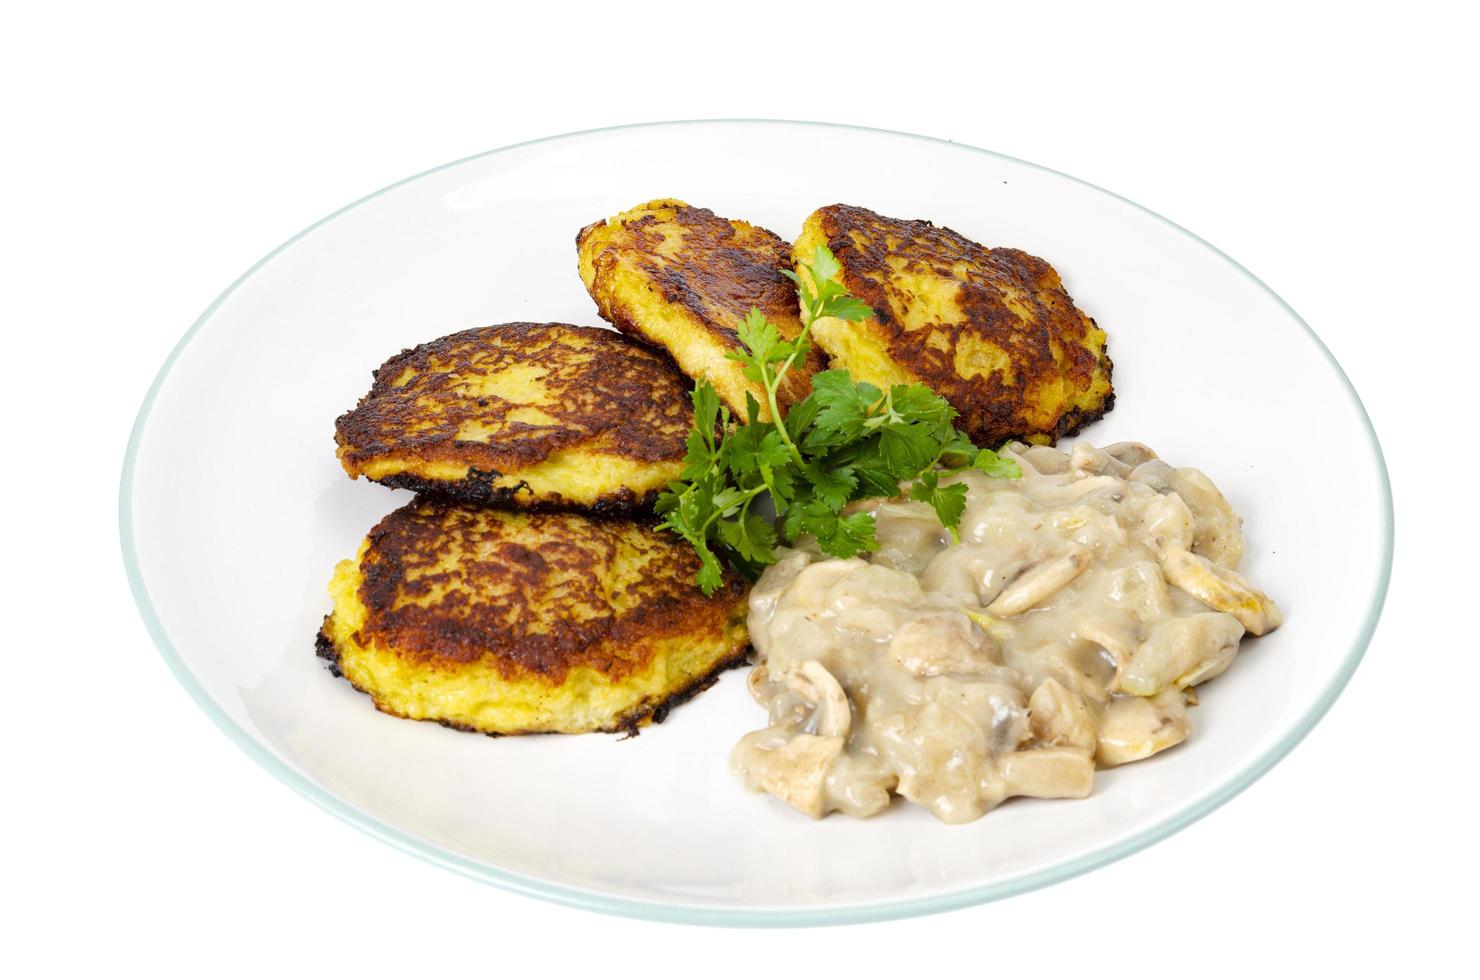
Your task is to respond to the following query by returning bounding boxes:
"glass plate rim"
[118,118,1394,928]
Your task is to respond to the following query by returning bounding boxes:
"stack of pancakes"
[319,201,1114,736]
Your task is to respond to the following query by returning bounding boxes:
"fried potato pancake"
[577,199,824,420]
[317,498,751,735]
[334,323,691,511]
[795,204,1114,446]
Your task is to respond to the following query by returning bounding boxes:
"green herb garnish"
[656,244,1021,593]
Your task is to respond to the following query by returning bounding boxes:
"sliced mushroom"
[1161,549,1283,635]
[1044,504,1129,552]
[1169,466,1245,566]
[1117,612,1245,696]
[1000,746,1095,799]
[1024,641,1113,705]
[826,564,924,638]
[960,492,1038,547]
[1032,474,1124,505]
[1013,443,1070,475]
[962,607,1017,643]
[1076,618,1138,666]
[785,557,869,613]
[888,614,997,676]
[1139,491,1195,557]
[986,544,1092,616]
[1070,619,1138,701]
[824,754,894,818]
[1105,560,1176,623]
[919,542,1024,608]
[731,729,845,819]
[1069,442,1133,478]
[1129,458,1176,494]
[759,613,837,680]
[879,699,1000,824]
[947,679,1030,753]
[746,549,812,631]
[1103,442,1158,469]
[1028,677,1097,751]
[1096,689,1190,767]
[871,500,951,574]
[784,660,852,739]
[1130,460,1244,564]
[745,664,776,706]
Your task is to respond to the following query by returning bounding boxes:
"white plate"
[121,121,1391,925]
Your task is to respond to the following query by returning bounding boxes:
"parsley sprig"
[655,244,1022,594]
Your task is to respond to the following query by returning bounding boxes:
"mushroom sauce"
[732,441,1283,823]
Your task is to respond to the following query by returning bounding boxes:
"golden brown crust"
[314,623,749,736]
[365,470,649,514]
[803,204,1114,446]
[334,322,692,506]
[577,199,824,413]
[348,497,747,685]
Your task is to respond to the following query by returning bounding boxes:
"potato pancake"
[334,323,691,511]
[317,498,751,735]
[577,199,824,420]
[795,204,1114,446]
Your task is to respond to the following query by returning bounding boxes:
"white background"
[4,1,1472,975]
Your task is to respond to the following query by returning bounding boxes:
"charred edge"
[433,716,505,738]
[368,470,658,516]
[1051,329,1115,441]
[1052,390,1116,442]
[317,622,499,732]
[1035,330,1114,443]
[616,643,754,738]
[968,388,1115,450]
[335,322,694,477]
[315,623,752,740]
[314,622,344,677]
[371,469,527,505]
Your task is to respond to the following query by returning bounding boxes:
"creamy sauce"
[732,441,1282,823]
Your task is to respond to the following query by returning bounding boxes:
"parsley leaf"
[657,242,1018,593]
[973,447,1023,479]
[808,370,879,447]
[693,545,725,594]
[908,471,969,538]
[785,245,878,327]
[878,423,939,478]
[815,509,878,558]
[716,508,777,565]
[726,425,790,476]
[806,461,857,511]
